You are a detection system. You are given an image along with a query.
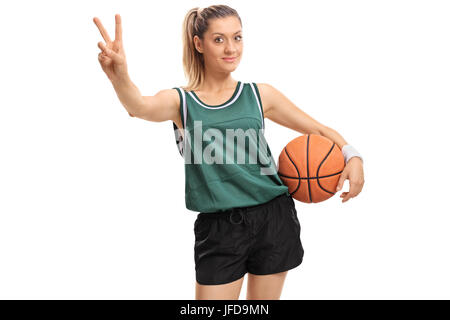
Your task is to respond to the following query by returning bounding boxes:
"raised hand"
[93,14,128,83]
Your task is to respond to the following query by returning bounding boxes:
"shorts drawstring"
[229,208,248,225]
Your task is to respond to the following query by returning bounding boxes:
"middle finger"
[93,17,112,44]
[115,14,122,42]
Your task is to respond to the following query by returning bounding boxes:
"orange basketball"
[277,134,345,203]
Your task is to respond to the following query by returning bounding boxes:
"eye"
[214,35,243,43]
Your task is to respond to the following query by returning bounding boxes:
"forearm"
[110,75,145,116]
[319,126,348,150]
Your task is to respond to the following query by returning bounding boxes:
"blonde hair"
[180,5,242,92]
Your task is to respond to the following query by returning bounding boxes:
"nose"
[225,43,238,55]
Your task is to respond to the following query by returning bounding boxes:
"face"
[194,16,243,72]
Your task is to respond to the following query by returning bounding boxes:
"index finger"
[115,14,122,42]
[93,16,112,44]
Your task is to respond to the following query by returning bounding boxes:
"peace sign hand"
[93,14,128,83]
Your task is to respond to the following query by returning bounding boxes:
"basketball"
[277,134,345,203]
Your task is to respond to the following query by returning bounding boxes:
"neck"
[198,73,237,93]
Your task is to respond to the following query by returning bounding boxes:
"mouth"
[223,57,237,62]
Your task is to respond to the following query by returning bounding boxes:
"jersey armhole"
[251,82,265,130]
[172,87,185,130]
[172,87,186,158]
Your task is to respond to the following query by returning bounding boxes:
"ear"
[193,35,203,54]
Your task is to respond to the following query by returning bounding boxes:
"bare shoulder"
[254,83,278,117]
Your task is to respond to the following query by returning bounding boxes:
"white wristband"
[342,144,363,164]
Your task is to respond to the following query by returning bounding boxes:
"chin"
[224,66,238,72]
[225,62,240,68]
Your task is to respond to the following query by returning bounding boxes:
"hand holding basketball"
[93,14,129,83]
[277,133,364,204]
[336,156,364,203]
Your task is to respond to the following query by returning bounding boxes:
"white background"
[1,0,449,299]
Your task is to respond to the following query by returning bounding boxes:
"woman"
[93,5,364,300]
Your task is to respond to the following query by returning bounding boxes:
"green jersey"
[172,81,288,213]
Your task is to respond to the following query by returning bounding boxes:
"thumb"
[336,174,346,192]
[104,47,123,63]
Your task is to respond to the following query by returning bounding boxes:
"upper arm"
[256,82,326,135]
[134,88,181,126]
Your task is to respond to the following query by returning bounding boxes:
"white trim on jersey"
[173,87,188,159]
[187,82,244,110]
[249,82,265,131]
[180,88,187,130]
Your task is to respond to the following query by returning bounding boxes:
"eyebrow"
[212,30,242,35]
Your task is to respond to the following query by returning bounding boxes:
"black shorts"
[193,193,304,285]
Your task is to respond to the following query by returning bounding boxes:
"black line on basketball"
[306,134,312,203]
[278,171,343,180]
[316,143,337,195]
[283,146,301,197]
